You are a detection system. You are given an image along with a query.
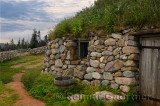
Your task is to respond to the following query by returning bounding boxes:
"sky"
[0,0,95,43]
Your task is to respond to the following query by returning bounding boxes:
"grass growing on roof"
[49,0,160,39]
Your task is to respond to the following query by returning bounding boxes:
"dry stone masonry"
[43,29,140,94]
[0,50,18,62]
[29,46,47,55]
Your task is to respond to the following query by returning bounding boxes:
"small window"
[79,42,89,59]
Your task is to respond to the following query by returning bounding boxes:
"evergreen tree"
[21,38,25,49]
[10,39,15,50]
[30,29,38,48]
[17,38,21,49]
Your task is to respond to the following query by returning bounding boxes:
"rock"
[90,60,100,68]
[120,55,127,60]
[51,49,59,54]
[114,72,122,77]
[55,54,60,59]
[124,60,137,66]
[52,71,57,75]
[55,38,60,43]
[128,54,139,60]
[103,72,113,80]
[91,80,101,86]
[115,54,120,59]
[108,46,113,51]
[96,45,104,49]
[102,51,113,56]
[86,67,95,73]
[105,59,123,72]
[112,33,122,39]
[50,54,55,60]
[88,45,94,51]
[107,56,114,62]
[84,73,93,80]
[49,60,55,65]
[57,72,62,76]
[71,61,80,65]
[55,59,63,68]
[63,68,74,76]
[115,77,136,85]
[104,38,116,46]
[101,80,109,86]
[67,94,84,102]
[44,57,50,62]
[94,40,102,45]
[59,45,65,53]
[77,65,83,71]
[123,71,134,78]
[92,72,101,79]
[111,83,119,89]
[66,51,71,60]
[46,50,51,56]
[67,41,77,47]
[113,48,120,56]
[51,43,55,49]
[51,66,56,71]
[91,52,102,57]
[100,57,107,63]
[120,85,130,93]
[122,46,139,54]
[100,63,105,69]
[74,69,84,79]
[65,61,70,65]
[62,65,67,70]
[121,67,138,71]
[82,80,90,85]
[55,43,59,48]
[68,65,75,68]
[93,91,124,101]
[59,39,63,45]
[61,54,66,60]
[45,62,50,68]
[128,40,138,46]
[118,39,125,47]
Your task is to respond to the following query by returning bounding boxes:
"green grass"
[49,0,160,39]
[0,81,18,106]
[0,54,44,84]
[22,72,123,106]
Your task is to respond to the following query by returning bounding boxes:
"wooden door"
[140,37,160,100]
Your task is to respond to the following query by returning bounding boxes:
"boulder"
[84,73,93,80]
[122,46,139,54]
[123,71,134,78]
[112,33,122,39]
[104,38,116,46]
[105,59,124,72]
[124,60,137,66]
[59,45,65,53]
[90,60,100,68]
[120,85,130,93]
[115,77,136,85]
[103,72,113,80]
[92,72,101,79]
[90,52,102,57]
[86,67,95,73]
[101,80,109,86]
[102,51,113,56]
[55,59,63,68]
[82,80,90,86]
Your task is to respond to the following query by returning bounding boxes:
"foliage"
[49,0,160,39]
[22,66,42,91]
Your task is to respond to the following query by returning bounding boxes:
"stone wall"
[29,46,47,55]
[0,50,18,62]
[42,30,140,94]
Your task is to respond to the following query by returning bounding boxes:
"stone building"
[42,27,160,98]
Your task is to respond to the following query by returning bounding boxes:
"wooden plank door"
[140,37,160,100]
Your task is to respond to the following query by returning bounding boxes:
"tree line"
[0,29,48,52]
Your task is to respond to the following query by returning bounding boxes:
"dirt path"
[6,72,45,106]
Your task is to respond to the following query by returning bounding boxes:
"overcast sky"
[0,0,95,43]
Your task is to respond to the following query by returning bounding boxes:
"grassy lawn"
[0,54,44,84]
